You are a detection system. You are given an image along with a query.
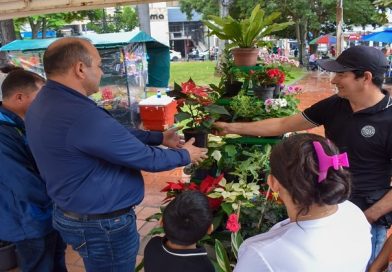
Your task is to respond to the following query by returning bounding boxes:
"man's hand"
[182,138,208,164]
[212,122,230,136]
[162,127,183,148]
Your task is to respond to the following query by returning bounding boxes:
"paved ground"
[9,70,338,272]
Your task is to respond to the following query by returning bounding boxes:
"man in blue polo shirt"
[25,37,208,272]
[214,46,392,264]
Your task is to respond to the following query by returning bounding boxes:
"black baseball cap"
[317,46,389,75]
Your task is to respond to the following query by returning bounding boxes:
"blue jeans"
[14,230,67,272]
[369,224,387,264]
[53,207,139,272]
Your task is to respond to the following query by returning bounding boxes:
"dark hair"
[43,38,92,76]
[269,133,351,219]
[1,69,45,99]
[352,70,384,89]
[163,191,213,246]
[0,64,23,74]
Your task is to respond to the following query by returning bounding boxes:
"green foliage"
[86,6,138,34]
[179,0,220,20]
[229,94,264,120]
[203,4,293,48]
[215,239,232,272]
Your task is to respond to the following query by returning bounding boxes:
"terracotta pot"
[231,48,260,66]
[253,85,275,100]
[183,128,208,148]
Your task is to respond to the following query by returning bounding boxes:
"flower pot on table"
[183,128,208,148]
[231,48,260,66]
[139,95,177,131]
[253,85,274,100]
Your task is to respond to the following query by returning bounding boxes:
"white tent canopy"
[0,0,161,20]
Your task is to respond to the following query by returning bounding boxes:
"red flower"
[199,174,224,194]
[102,87,114,100]
[161,181,186,192]
[208,197,223,210]
[226,213,241,233]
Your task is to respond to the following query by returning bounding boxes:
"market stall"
[0,30,170,128]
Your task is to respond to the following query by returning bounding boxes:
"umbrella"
[309,34,337,45]
[361,28,392,43]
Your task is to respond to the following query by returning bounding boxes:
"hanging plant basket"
[231,48,260,66]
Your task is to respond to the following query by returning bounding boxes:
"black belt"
[60,205,135,221]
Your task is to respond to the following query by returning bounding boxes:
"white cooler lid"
[139,95,174,106]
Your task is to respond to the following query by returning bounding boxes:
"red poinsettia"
[161,175,224,209]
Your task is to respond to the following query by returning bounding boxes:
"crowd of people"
[0,38,392,272]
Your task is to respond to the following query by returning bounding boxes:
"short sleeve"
[302,95,339,126]
[234,244,273,272]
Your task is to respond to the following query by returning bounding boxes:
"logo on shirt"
[361,125,375,138]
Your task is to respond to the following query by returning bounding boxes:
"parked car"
[170,50,182,61]
[187,49,209,61]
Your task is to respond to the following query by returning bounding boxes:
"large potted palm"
[203,4,293,66]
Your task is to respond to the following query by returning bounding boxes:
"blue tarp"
[361,28,392,43]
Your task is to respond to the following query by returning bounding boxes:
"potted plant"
[219,48,243,97]
[203,5,293,66]
[168,79,230,147]
[253,68,285,100]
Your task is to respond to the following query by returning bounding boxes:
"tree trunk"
[28,17,41,39]
[0,19,16,64]
[42,17,47,39]
[296,19,307,66]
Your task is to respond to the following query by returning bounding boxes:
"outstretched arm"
[214,113,317,137]
[369,234,392,272]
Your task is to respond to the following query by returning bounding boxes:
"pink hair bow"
[312,141,349,183]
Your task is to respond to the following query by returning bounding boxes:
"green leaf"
[215,239,232,272]
[175,112,192,122]
[135,258,144,272]
[204,104,231,115]
[231,232,244,260]
[145,212,162,222]
[147,226,164,236]
[221,202,234,215]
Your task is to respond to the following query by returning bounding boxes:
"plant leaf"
[231,231,244,260]
[215,239,232,272]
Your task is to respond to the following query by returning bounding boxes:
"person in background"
[0,63,22,101]
[214,46,392,264]
[0,69,67,272]
[144,191,215,272]
[294,47,299,58]
[25,37,208,272]
[308,52,318,71]
[330,45,336,57]
[234,133,371,272]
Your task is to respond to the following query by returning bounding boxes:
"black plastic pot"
[224,81,243,97]
[253,86,275,100]
[0,243,17,271]
[273,85,283,98]
[183,128,208,148]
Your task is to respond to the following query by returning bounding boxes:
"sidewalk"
[9,70,336,272]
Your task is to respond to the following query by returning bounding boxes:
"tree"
[0,19,16,64]
[86,6,138,34]
[15,12,85,39]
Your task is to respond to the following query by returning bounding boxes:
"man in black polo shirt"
[214,46,392,264]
